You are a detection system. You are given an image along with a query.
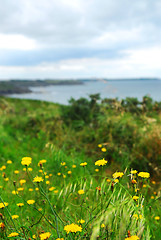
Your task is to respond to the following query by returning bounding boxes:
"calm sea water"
[8,79,161,105]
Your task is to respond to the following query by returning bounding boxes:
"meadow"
[0,95,160,239]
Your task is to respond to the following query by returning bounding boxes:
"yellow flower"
[114,179,119,183]
[19,179,26,185]
[61,162,66,166]
[154,216,160,220]
[72,165,76,168]
[125,236,140,240]
[131,170,137,174]
[28,168,33,172]
[106,179,111,182]
[38,159,47,166]
[49,174,52,176]
[17,188,24,192]
[12,215,19,219]
[54,190,58,193]
[33,176,44,183]
[56,238,64,240]
[68,171,72,174]
[33,235,36,239]
[133,196,139,201]
[39,232,51,240]
[63,175,66,179]
[8,232,19,237]
[112,172,124,179]
[17,203,24,207]
[80,162,87,167]
[45,175,49,179]
[57,172,61,176]
[35,187,39,191]
[1,166,6,170]
[152,180,156,184]
[12,190,18,195]
[78,219,85,224]
[64,223,82,234]
[49,187,55,191]
[101,147,107,152]
[78,189,84,195]
[95,169,99,172]
[4,178,9,182]
[133,214,138,220]
[98,144,102,148]
[29,188,33,192]
[138,172,150,178]
[46,181,50,184]
[14,170,19,174]
[0,202,8,209]
[0,186,2,189]
[101,223,105,228]
[21,157,32,166]
[7,160,12,164]
[95,158,107,166]
[143,184,147,188]
[27,200,35,205]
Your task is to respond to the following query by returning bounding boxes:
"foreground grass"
[0,156,160,239]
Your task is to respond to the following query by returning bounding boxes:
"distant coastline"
[0,78,160,95]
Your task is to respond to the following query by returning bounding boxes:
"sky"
[0,0,161,79]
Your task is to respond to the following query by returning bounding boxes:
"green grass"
[0,96,161,239]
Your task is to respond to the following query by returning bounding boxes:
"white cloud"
[0,34,37,50]
[0,46,161,79]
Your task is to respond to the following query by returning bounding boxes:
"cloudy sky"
[0,0,161,79]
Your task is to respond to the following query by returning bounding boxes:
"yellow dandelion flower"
[0,202,8,209]
[49,187,55,191]
[133,196,139,201]
[95,158,107,166]
[72,165,76,168]
[33,176,44,183]
[114,179,119,183]
[46,181,50,184]
[131,170,137,174]
[4,178,9,182]
[39,169,43,173]
[49,173,52,176]
[1,166,6,170]
[78,219,85,224]
[12,215,19,219]
[14,170,19,174]
[143,184,147,188]
[54,190,58,193]
[19,179,26,185]
[152,180,156,184]
[78,189,84,195]
[106,179,111,182]
[57,172,61,176]
[98,144,102,148]
[12,190,18,195]
[56,238,64,240]
[33,235,36,239]
[17,188,24,192]
[138,172,150,178]
[63,175,66,179]
[101,223,105,228]
[45,175,49,179]
[61,162,66,166]
[125,235,140,240]
[39,232,51,240]
[95,169,99,172]
[29,188,33,192]
[101,147,107,152]
[35,187,39,191]
[17,203,24,207]
[28,168,33,172]
[8,232,19,237]
[68,171,72,174]
[64,223,82,234]
[112,172,124,179]
[21,157,32,166]
[80,162,87,167]
[154,216,160,220]
[27,200,35,205]
[7,160,12,164]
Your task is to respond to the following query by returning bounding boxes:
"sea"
[7,79,161,105]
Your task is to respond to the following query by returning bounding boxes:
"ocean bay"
[7,79,161,104]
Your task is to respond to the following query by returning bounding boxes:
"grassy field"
[0,95,160,239]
